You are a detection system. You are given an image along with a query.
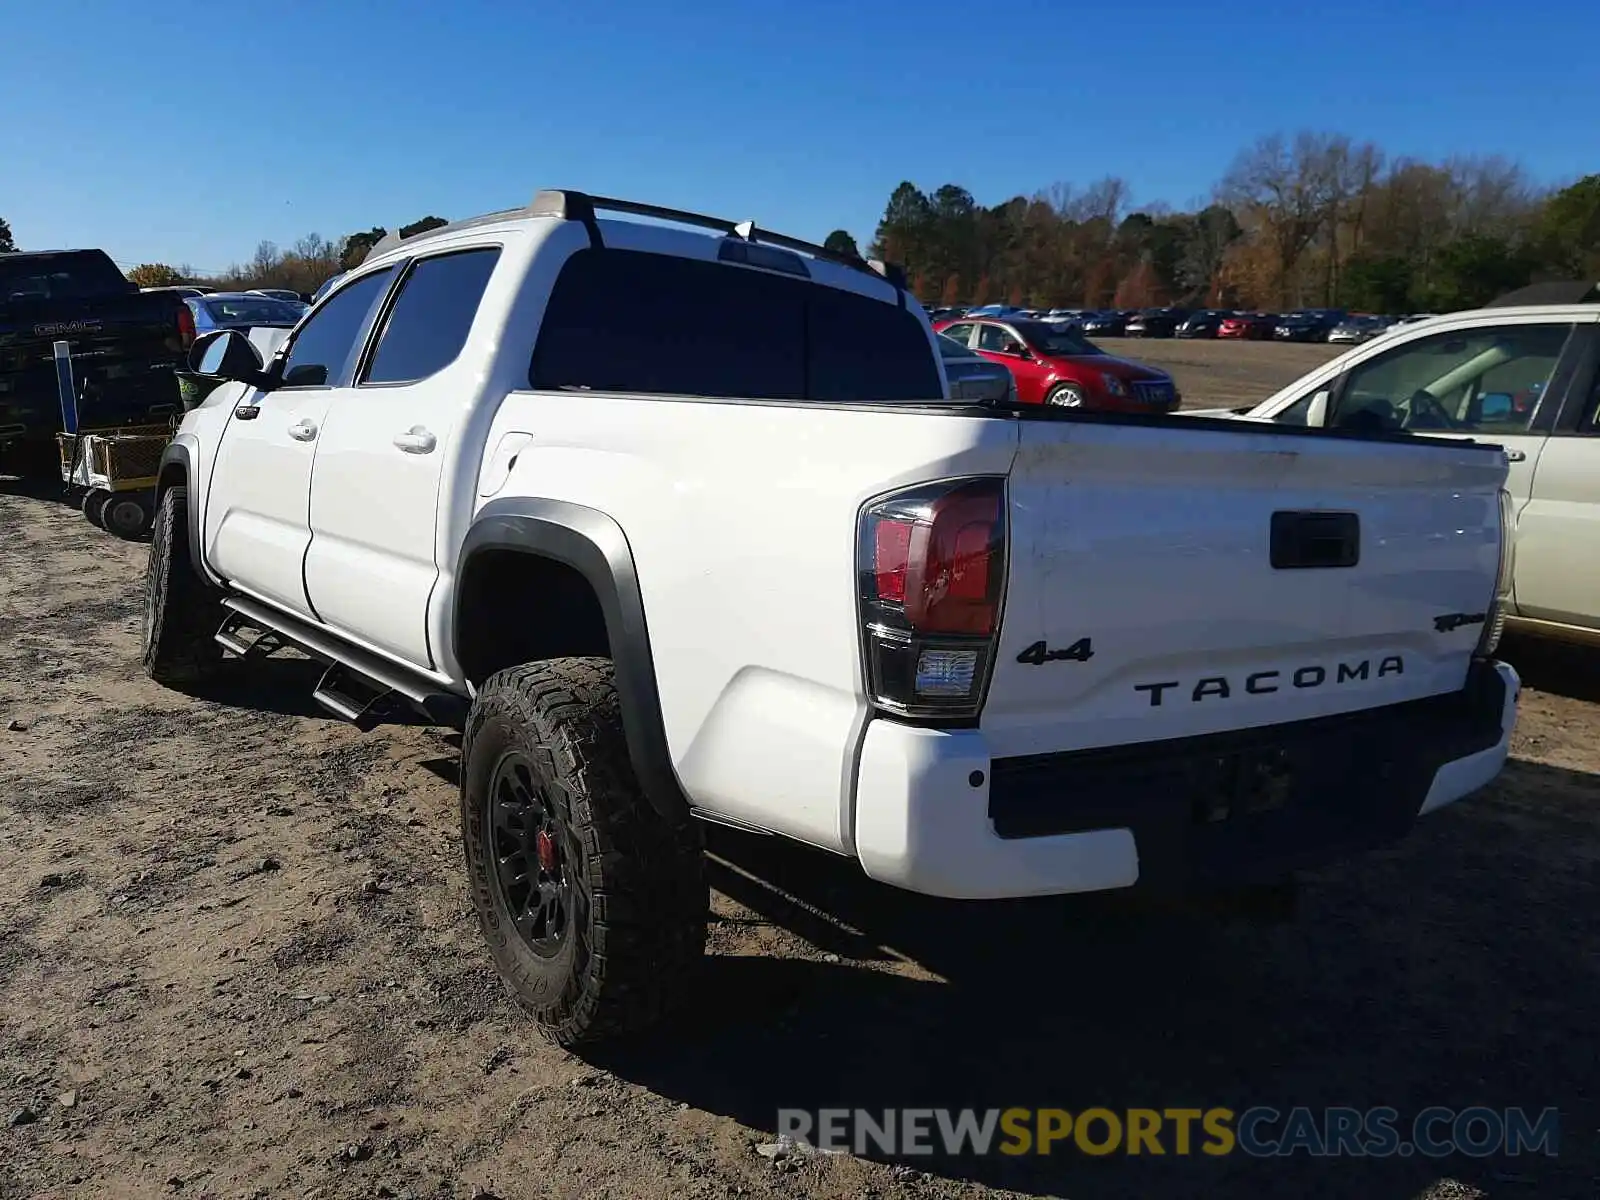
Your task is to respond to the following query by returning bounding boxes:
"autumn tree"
[340,226,388,270]
[127,263,185,287]
[1219,132,1350,308]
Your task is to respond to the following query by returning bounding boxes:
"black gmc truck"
[1,249,188,476]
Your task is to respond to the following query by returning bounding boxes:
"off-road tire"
[460,657,706,1047]
[142,486,225,687]
[1046,383,1086,408]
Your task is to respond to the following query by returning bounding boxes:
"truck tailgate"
[985,420,1508,757]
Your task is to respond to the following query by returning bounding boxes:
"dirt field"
[1106,336,1344,411]
[3,353,1597,1199]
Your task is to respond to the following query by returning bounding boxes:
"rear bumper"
[852,661,1518,899]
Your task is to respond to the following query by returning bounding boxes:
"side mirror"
[190,329,273,389]
[1306,388,1332,427]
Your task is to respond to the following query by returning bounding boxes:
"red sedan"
[1217,313,1277,340]
[935,317,1180,412]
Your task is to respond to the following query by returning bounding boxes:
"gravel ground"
[2,348,1596,1199]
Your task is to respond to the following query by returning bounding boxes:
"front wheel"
[460,657,706,1047]
[142,486,225,687]
[1046,383,1087,408]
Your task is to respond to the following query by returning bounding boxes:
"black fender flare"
[456,499,691,822]
[156,441,208,581]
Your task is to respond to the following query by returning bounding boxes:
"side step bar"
[216,596,469,728]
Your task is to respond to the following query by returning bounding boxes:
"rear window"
[0,251,132,301]
[200,296,306,325]
[530,247,940,402]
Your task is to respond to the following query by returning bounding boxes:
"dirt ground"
[1106,336,1344,410]
[2,346,1597,1200]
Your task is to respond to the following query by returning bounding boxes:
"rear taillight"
[857,477,1007,718]
[177,303,196,349]
[1478,486,1515,657]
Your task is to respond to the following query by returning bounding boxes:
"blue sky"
[3,0,1596,273]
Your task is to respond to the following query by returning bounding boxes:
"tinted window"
[938,334,973,360]
[976,325,1023,354]
[364,248,501,385]
[808,284,941,403]
[531,248,939,402]
[0,250,131,300]
[940,322,975,346]
[1331,324,1571,434]
[201,296,305,326]
[279,267,394,388]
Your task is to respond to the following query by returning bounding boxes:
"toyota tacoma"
[141,189,1521,1046]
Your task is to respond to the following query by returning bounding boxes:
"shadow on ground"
[594,759,1598,1199]
[1500,634,1600,704]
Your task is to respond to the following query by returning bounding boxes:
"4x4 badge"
[1017,638,1093,665]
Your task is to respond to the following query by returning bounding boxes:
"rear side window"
[808,284,943,403]
[363,248,502,385]
[530,248,938,402]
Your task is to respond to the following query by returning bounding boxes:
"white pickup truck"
[142,189,1520,1046]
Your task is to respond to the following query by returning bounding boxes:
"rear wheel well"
[455,550,610,687]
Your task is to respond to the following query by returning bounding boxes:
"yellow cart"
[57,424,172,539]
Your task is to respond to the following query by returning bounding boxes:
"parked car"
[184,292,307,336]
[1126,308,1190,338]
[1273,309,1347,342]
[937,316,1179,411]
[0,248,188,475]
[1177,310,1233,339]
[141,285,210,299]
[937,332,1017,404]
[1327,315,1395,345]
[247,288,307,304]
[150,186,1517,1048]
[1229,298,1600,648]
[1078,310,1131,336]
[1217,312,1278,340]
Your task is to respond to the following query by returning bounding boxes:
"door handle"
[1505,449,1527,462]
[287,418,318,442]
[393,426,437,454]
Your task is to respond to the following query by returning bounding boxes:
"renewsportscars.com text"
[775,1106,1560,1158]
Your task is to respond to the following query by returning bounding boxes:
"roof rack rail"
[529,188,908,291]
[359,207,531,266]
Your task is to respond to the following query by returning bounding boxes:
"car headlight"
[1099,372,1128,396]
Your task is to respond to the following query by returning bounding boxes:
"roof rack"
[360,188,908,293]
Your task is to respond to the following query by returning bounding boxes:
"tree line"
[6,131,1598,314]
[0,215,447,295]
[852,133,1600,313]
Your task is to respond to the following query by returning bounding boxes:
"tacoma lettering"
[1134,657,1404,706]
